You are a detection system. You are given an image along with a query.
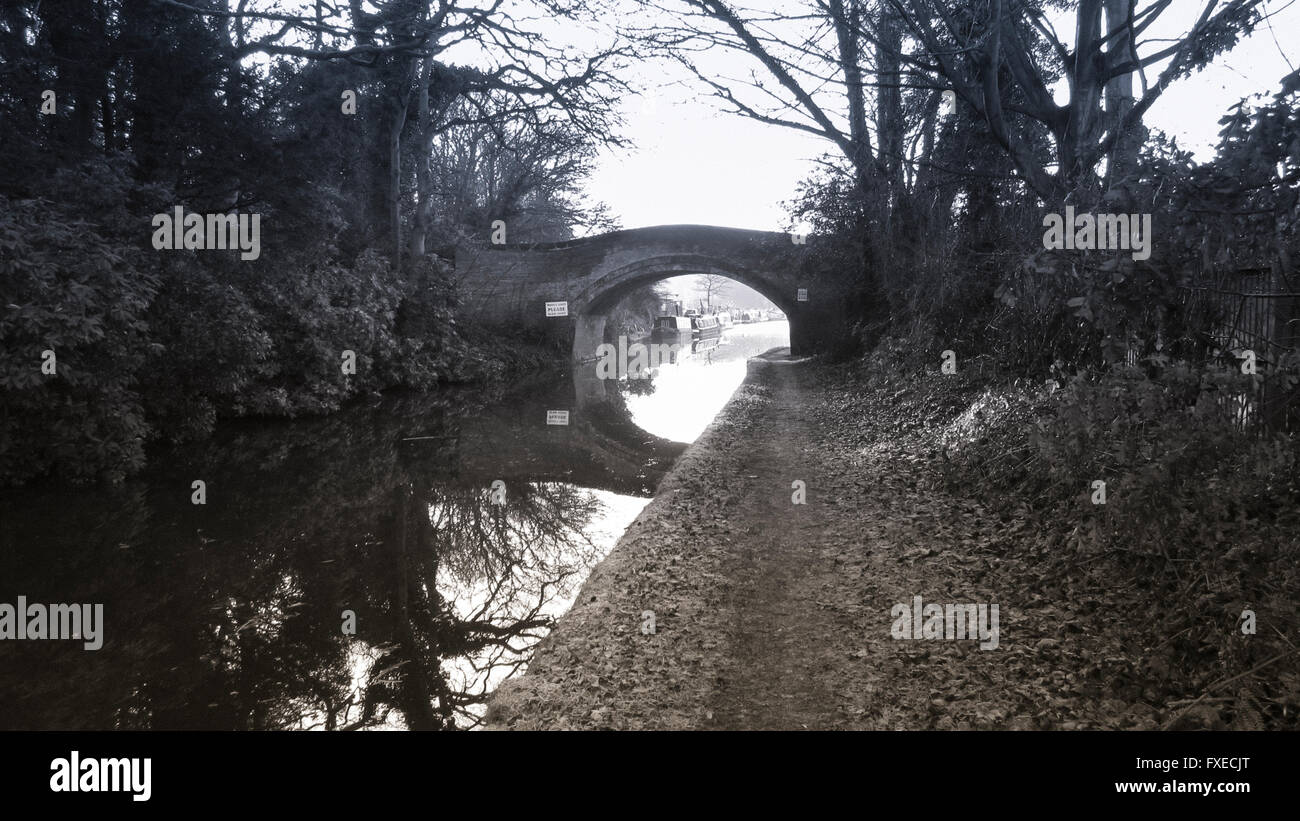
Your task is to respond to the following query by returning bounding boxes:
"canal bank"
[486,351,1264,731]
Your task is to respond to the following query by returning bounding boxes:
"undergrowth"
[849,334,1300,729]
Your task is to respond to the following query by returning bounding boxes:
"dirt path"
[702,359,1027,730]
[702,361,858,729]
[487,356,1146,730]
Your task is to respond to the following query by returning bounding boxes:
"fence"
[1181,266,1300,431]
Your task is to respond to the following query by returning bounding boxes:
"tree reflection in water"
[0,380,643,730]
[353,479,605,729]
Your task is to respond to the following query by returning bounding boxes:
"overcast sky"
[584,0,1300,232]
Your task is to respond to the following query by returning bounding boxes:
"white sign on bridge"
[545,301,569,317]
[546,410,570,425]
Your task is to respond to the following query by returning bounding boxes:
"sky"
[583,0,1300,233]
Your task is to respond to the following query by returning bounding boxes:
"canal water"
[0,321,789,729]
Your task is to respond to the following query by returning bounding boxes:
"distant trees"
[605,283,675,340]
[1,0,627,257]
[153,0,630,262]
[696,273,730,310]
[423,96,620,248]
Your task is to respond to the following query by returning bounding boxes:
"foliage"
[0,0,621,486]
[0,194,156,484]
[940,361,1300,728]
[848,335,1300,728]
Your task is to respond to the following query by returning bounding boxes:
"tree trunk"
[388,82,411,269]
[1103,0,1143,201]
[410,57,433,260]
[875,5,905,212]
[1062,0,1107,203]
[829,0,872,194]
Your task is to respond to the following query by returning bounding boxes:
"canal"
[0,322,789,729]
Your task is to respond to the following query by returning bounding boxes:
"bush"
[0,181,500,486]
[940,361,1300,726]
[0,196,158,484]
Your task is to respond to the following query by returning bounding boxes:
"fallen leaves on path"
[487,359,1299,730]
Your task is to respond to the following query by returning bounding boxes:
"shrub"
[0,196,158,484]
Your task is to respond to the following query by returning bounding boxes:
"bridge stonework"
[452,225,836,359]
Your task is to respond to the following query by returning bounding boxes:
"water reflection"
[0,377,661,729]
[0,323,788,729]
[620,321,791,442]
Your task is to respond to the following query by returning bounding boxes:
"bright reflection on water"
[433,486,648,726]
[0,323,786,730]
[621,321,791,442]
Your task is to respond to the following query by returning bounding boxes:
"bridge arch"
[453,225,833,359]
[570,253,796,362]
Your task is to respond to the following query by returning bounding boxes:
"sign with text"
[546,410,570,425]
[797,288,808,302]
[545,301,569,317]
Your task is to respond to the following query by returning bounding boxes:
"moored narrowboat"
[651,315,693,345]
[691,314,721,338]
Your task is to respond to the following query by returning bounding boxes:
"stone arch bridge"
[453,225,837,359]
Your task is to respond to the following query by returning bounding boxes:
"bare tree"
[883,0,1269,203]
[422,95,619,247]
[637,0,1273,207]
[697,273,730,310]
[635,0,895,200]
[165,0,632,266]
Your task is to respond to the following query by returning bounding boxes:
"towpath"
[487,354,1149,730]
